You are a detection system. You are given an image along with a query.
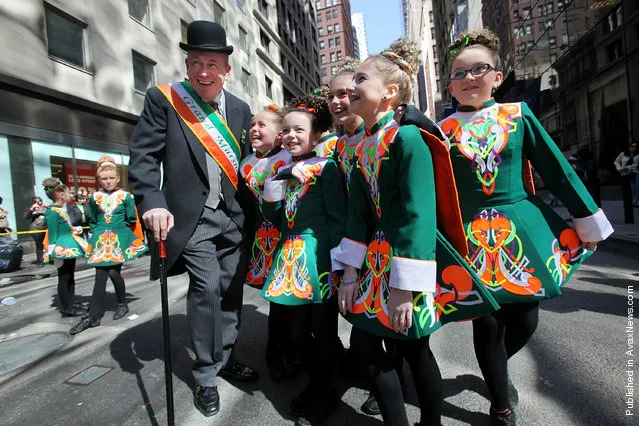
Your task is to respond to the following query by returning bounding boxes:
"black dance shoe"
[507,375,519,409]
[193,385,219,417]
[70,316,100,335]
[361,392,381,415]
[113,303,129,320]
[60,307,87,318]
[219,362,259,383]
[293,387,338,425]
[490,407,517,425]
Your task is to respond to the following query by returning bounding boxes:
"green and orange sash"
[158,81,241,189]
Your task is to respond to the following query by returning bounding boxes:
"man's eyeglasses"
[449,63,494,81]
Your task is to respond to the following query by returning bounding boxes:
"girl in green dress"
[262,94,347,425]
[42,177,88,317]
[333,39,499,426]
[441,30,613,424]
[70,156,148,335]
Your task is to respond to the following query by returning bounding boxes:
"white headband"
[100,161,116,167]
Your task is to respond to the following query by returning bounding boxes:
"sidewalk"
[549,199,639,245]
[0,253,93,287]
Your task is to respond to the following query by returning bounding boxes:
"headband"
[100,161,116,168]
[381,52,415,76]
[449,35,471,59]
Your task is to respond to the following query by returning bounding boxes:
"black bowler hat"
[179,20,234,54]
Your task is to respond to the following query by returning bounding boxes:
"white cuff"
[572,209,614,242]
[330,247,344,271]
[47,244,55,255]
[389,257,437,293]
[264,180,287,202]
[333,237,367,269]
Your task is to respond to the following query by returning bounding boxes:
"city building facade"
[315,0,356,85]
[0,0,318,241]
[351,12,369,60]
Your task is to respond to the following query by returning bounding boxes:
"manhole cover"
[0,332,69,374]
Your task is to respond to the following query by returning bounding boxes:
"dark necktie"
[208,101,218,112]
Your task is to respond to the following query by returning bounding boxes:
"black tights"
[88,265,126,321]
[57,259,76,311]
[472,301,540,410]
[351,328,442,426]
[289,301,339,395]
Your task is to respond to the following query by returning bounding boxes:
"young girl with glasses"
[440,29,613,424]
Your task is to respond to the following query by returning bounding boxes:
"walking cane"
[159,240,175,426]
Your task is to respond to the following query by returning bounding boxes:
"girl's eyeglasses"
[449,63,494,81]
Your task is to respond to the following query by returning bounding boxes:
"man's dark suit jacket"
[128,86,252,280]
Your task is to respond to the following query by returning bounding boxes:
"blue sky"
[350,0,403,55]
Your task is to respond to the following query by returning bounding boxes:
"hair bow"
[297,104,317,113]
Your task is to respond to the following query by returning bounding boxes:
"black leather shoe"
[194,386,219,417]
[61,307,87,318]
[361,392,380,415]
[219,362,259,383]
[70,316,100,335]
[113,303,129,320]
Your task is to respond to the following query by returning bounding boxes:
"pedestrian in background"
[67,193,91,240]
[23,195,47,267]
[614,142,639,208]
[0,196,11,232]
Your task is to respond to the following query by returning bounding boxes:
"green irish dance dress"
[314,133,338,159]
[261,153,347,305]
[334,122,365,194]
[45,207,88,260]
[333,112,499,339]
[439,100,613,304]
[86,189,148,266]
[240,146,291,288]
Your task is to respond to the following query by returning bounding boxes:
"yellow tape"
[0,226,90,237]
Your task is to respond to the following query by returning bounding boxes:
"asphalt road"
[0,239,637,425]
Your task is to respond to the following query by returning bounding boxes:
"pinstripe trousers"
[181,205,246,387]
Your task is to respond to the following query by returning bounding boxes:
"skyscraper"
[316,0,356,85]
[351,12,369,60]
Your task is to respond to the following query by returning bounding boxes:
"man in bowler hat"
[128,20,258,417]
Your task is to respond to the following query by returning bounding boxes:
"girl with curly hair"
[333,39,499,425]
[42,177,88,317]
[440,29,613,424]
[70,156,148,335]
[261,94,348,425]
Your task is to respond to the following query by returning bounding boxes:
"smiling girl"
[70,156,148,335]
[440,30,613,424]
[239,105,295,381]
[332,39,499,426]
[262,94,347,425]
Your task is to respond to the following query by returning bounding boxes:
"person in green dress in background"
[70,156,148,335]
[42,177,89,318]
[262,94,347,426]
[440,30,614,425]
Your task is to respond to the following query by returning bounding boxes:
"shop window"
[132,51,155,93]
[128,0,150,27]
[45,4,88,69]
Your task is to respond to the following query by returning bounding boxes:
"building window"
[317,13,322,23]
[429,11,433,22]
[265,76,273,98]
[550,53,558,63]
[329,38,334,47]
[321,67,327,77]
[335,36,340,46]
[327,25,333,34]
[334,23,340,32]
[326,11,331,20]
[332,9,338,19]
[239,26,248,52]
[435,79,440,93]
[44,4,88,69]
[258,0,268,17]
[318,27,324,36]
[525,24,532,35]
[549,36,556,49]
[321,54,326,64]
[132,51,155,93]
[330,52,336,62]
[241,68,252,94]
[128,0,151,27]
[260,29,271,51]
[319,40,325,49]
[522,7,531,18]
[431,27,436,38]
[336,51,342,61]
[316,1,322,10]
[331,66,337,75]
[236,0,244,10]
[434,61,438,77]
[213,1,225,26]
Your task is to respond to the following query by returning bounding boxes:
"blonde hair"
[364,38,422,106]
[42,177,67,201]
[97,155,119,178]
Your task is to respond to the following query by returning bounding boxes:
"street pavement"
[1,239,638,425]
